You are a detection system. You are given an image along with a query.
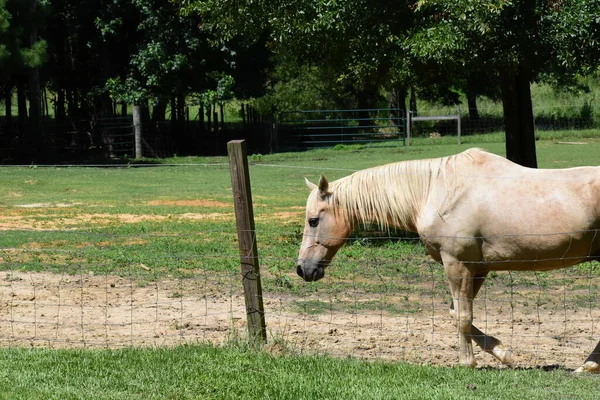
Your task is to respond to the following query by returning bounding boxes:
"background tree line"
[0,0,270,162]
[1,0,600,164]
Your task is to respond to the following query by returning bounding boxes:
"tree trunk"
[5,88,12,136]
[467,94,479,120]
[27,0,42,161]
[28,63,41,142]
[17,79,27,137]
[499,67,537,168]
[152,98,167,122]
[141,99,151,123]
[389,84,407,131]
[409,87,417,116]
[357,84,373,129]
[56,90,66,120]
[170,97,177,123]
[206,103,212,132]
[177,94,185,121]
[94,37,114,118]
[466,75,480,121]
[53,0,66,121]
[199,103,205,132]
[67,89,77,120]
[219,103,225,130]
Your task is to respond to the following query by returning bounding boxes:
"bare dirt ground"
[1,269,600,371]
[1,202,600,370]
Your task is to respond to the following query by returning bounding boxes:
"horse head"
[296,175,352,282]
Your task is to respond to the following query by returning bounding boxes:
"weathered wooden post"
[227,139,267,343]
[133,105,143,159]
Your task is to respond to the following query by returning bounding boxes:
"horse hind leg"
[575,253,600,372]
[470,325,512,366]
[575,337,600,373]
[449,272,512,366]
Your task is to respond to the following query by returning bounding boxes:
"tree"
[407,0,600,167]
[183,0,600,166]
[180,0,417,105]
[0,0,48,161]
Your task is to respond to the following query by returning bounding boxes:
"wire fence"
[2,229,600,369]
[1,160,600,371]
[408,102,600,139]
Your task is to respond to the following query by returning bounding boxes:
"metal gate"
[278,108,405,150]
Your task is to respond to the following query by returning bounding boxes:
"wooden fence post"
[133,105,143,159]
[227,139,267,343]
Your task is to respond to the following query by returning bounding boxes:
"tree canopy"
[0,0,599,162]
[182,0,600,166]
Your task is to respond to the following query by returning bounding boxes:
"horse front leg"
[443,254,476,367]
[449,272,512,366]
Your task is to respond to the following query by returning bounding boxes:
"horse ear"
[304,177,317,191]
[318,175,329,195]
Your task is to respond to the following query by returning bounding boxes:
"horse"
[295,148,600,372]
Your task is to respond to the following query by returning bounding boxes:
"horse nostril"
[296,265,304,278]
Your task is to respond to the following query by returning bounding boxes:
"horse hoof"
[459,358,477,368]
[575,361,600,373]
[492,346,513,366]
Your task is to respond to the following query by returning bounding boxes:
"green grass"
[3,133,600,288]
[3,131,600,398]
[2,344,600,399]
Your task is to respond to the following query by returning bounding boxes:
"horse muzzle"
[296,261,326,282]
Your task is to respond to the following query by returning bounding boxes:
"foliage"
[105,77,149,105]
[97,0,223,105]
[0,0,48,73]
[407,0,600,84]
[253,57,358,113]
[0,0,599,163]
[181,0,414,88]
[180,0,600,167]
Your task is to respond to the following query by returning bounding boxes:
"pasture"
[3,134,600,397]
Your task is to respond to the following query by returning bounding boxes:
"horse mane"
[326,148,486,230]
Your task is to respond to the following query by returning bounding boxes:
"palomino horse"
[296,148,600,372]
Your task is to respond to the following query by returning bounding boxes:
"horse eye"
[308,218,319,228]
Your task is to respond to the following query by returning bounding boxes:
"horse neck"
[331,162,434,232]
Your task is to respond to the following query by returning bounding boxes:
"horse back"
[417,151,600,271]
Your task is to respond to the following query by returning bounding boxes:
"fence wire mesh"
[1,160,600,372]
[1,229,600,370]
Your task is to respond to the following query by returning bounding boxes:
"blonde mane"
[326,148,486,230]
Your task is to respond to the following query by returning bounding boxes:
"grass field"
[3,133,600,398]
[3,344,600,400]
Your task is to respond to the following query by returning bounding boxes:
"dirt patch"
[1,270,598,370]
[15,203,82,208]
[146,200,231,208]
[0,212,233,231]
[259,211,304,223]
